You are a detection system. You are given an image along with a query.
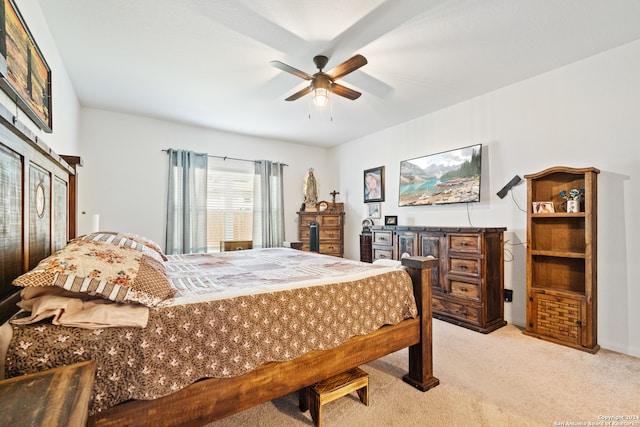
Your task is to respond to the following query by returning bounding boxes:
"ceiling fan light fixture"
[271,54,367,106]
[313,88,329,107]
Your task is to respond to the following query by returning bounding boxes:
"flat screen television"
[398,144,482,206]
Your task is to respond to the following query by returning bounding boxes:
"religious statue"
[303,168,318,210]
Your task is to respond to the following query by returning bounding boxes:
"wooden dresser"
[297,203,344,257]
[371,225,507,333]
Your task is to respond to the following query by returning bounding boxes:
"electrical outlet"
[504,289,513,302]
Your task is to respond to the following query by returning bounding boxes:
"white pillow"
[372,259,404,268]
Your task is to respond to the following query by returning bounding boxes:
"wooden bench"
[299,367,369,427]
[219,240,253,251]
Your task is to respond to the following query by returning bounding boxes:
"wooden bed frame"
[89,256,439,427]
[0,112,439,427]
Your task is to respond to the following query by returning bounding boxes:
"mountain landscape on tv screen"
[399,145,481,206]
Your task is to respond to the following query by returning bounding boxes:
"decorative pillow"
[77,232,168,261]
[109,231,167,261]
[13,239,175,307]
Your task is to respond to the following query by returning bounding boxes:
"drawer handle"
[379,237,388,241]
[460,287,468,292]
[460,265,468,269]
[380,254,387,259]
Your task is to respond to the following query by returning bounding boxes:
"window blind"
[206,159,254,252]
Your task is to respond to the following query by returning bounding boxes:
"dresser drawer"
[373,247,393,260]
[301,228,341,240]
[372,230,392,245]
[449,234,481,253]
[320,242,342,255]
[450,280,479,300]
[320,215,342,227]
[319,228,341,240]
[432,296,480,325]
[299,215,317,227]
[449,257,480,276]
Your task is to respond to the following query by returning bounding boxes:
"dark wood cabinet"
[360,233,372,263]
[524,166,599,352]
[370,226,506,333]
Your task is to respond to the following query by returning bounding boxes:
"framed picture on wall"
[368,202,381,219]
[0,0,52,132]
[364,166,384,203]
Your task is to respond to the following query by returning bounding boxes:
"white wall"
[332,39,640,357]
[1,0,80,155]
[77,108,334,246]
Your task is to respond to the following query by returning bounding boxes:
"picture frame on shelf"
[368,202,381,219]
[384,215,398,226]
[532,201,555,214]
[364,166,384,203]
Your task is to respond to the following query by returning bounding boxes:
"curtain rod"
[162,149,288,166]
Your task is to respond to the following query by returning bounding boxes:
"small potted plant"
[559,188,584,212]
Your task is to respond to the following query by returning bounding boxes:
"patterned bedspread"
[5,248,417,415]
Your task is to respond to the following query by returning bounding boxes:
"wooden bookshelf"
[524,166,599,352]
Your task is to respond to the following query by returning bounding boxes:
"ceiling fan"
[271,54,368,107]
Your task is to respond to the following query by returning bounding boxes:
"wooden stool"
[299,367,369,427]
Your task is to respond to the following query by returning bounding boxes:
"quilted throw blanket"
[5,248,417,415]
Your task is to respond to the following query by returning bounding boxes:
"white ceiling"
[37,0,640,148]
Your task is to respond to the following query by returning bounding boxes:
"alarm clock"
[361,217,374,233]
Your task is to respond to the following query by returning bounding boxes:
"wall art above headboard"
[0,0,52,132]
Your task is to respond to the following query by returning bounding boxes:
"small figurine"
[304,168,318,210]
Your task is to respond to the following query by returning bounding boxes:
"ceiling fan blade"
[270,60,313,80]
[285,85,313,101]
[331,83,362,100]
[326,54,367,81]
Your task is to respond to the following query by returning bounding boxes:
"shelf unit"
[524,166,599,353]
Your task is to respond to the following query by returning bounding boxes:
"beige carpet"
[211,320,640,426]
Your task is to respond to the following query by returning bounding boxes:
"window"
[206,158,255,252]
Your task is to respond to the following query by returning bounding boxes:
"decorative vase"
[567,200,579,213]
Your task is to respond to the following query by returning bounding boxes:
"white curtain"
[165,149,208,254]
[254,160,285,248]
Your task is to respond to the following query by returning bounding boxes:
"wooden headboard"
[0,104,79,323]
